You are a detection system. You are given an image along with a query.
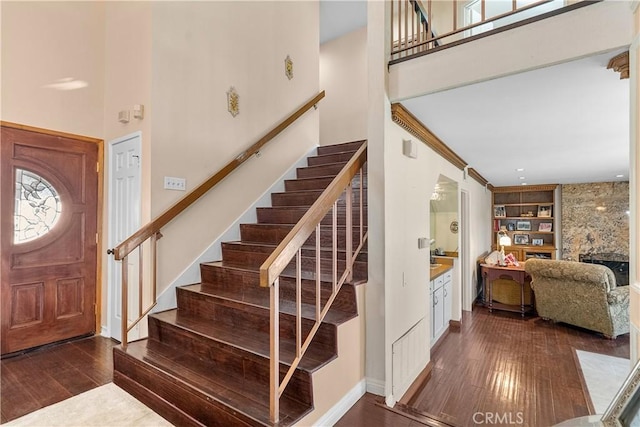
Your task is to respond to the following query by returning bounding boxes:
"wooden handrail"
[259,142,367,287]
[112,90,325,260]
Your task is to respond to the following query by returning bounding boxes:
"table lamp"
[497,229,512,266]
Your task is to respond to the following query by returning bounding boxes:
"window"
[14,169,62,243]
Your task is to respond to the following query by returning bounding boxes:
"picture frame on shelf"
[537,204,552,217]
[538,223,553,232]
[494,205,506,218]
[507,223,515,231]
[516,221,531,231]
[532,238,544,246]
[514,234,529,245]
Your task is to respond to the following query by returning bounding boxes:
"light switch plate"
[164,176,186,191]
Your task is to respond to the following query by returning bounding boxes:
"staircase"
[113,140,368,426]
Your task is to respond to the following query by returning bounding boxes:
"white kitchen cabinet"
[431,270,453,346]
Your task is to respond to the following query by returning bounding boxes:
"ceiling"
[320,2,631,188]
[402,50,630,187]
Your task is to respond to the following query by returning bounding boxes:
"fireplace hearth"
[579,253,629,286]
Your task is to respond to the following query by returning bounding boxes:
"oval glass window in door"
[14,168,62,243]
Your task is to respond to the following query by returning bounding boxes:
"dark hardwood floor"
[1,305,630,426]
[1,336,116,423]
[392,305,630,427]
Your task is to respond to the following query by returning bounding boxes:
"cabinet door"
[443,279,452,326]
[433,287,444,340]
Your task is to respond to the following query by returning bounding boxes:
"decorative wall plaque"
[284,55,293,80]
[227,86,239,117]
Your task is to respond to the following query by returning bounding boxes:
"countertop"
[430,263,453,280]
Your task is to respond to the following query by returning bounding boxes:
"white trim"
[313,379,366,427]
[153,146,317,312]
[100,325,109,337]
[365,377,385,396]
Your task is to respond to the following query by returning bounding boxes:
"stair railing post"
[138,245,144,319]
[332,201,338,294]
[346,182,353,283]
[121,254,129,350]
[315,224,321,321]
[270,278,280,424]
[296,250,302,357]
[359,168,364,246]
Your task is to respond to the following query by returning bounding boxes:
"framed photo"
[494,205,506,218]
[601,358,640,427]
[532,238,544,246]
[507,223,515,231]
[538,223,553,232]
[537,204,552,218]
[516,221,531,231]
[513,234,529,245]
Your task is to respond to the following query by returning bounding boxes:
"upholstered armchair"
[525,259,629,339]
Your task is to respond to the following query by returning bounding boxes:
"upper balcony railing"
[390,0,596,64]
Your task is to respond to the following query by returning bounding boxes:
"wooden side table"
[480,263,534,317]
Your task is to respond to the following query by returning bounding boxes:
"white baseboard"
[154,146,318,313]
[365,377,385,396]
[100,325,109,337]
[313,379,366,427]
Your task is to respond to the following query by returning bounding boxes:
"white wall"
[320,27,368,145]
[1,1,106,136]
[149,1,320,294]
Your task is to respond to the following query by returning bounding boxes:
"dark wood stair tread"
[151,309,336,372]
[181,282,358,326]
[117,340,310,426]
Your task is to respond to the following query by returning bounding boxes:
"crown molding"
[607,51,630,79]
[391,103,466,170]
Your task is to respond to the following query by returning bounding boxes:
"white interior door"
[108,132,142,342]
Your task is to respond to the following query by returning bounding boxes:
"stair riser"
[147,317,313,406]
[296,163,346,179]
[316,141,365,155]
[221,248,367,280]
[284,175,366,191]
[176,288,338,350]
[114,350,261,427]
[307,151,359,166]
[256,207,368,226]
[222,242,367,264]
[199,266,358,310]
[240,224,366,247]
[271,190,366,207]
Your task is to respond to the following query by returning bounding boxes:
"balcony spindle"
[346,183,353,283]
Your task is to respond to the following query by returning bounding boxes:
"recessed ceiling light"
[519,176,525,180]
[516,168,525,172]
[616,174,624,178]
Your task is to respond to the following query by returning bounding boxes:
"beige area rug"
[3,383,172,426]
[575,349,631,414]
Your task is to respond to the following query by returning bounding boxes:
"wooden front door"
[1,125,99,355]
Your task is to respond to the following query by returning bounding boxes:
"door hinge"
[96,233,99,244]
[96,161,100,173]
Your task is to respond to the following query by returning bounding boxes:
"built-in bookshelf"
[492,184,558,261]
